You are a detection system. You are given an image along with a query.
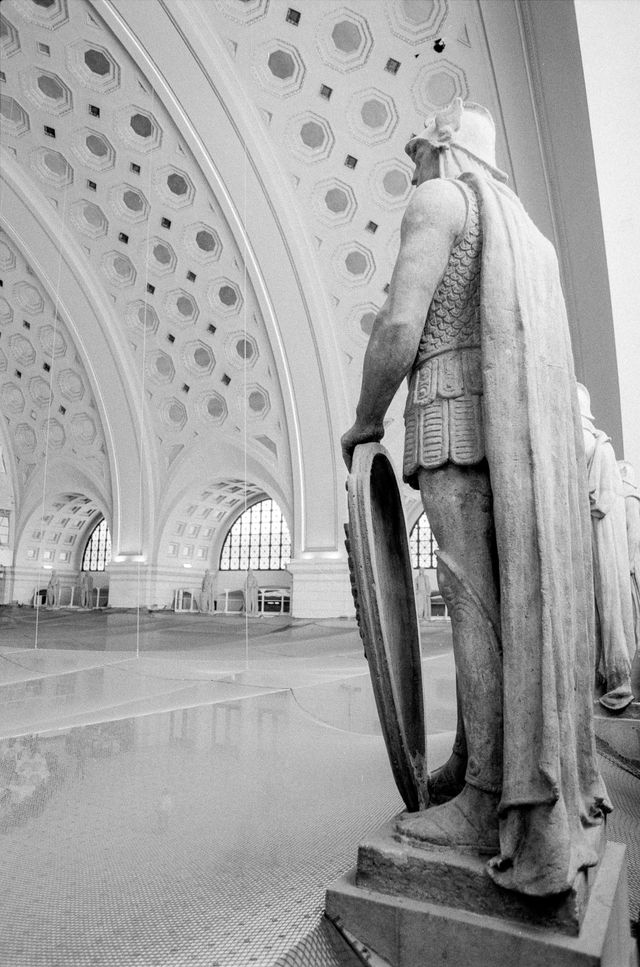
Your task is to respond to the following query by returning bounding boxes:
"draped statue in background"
[342,98,608,896]
[414,567,432,621]
[578,385,634,711]
[78,571,93,609]
[244,568,259,616]
[201,569,216,614]
[619,459,640,695]
[46,570,60,608]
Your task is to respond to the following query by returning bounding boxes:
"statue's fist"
[341,421,384,471]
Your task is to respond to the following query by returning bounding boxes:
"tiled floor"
[0,609,637,966]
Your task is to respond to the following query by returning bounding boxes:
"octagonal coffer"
[347,87,399,146]
[70,199,108,238]
[196,390,227,425]
[0,94,30,136]
[207,278,243,316]
[30,147,74,188]
[145,350,175,386]
[14,281,44,314]
[39,324,67,358]
[317,8,374,72]
[21,68,72,115]
[71,412,97,445]
[115,105,162,153]
[12,0,69,31]
[333,241,376,285]
[110,183,149,222]
[387,0,448,46]
[165,289,199,325]
[253,40,305,97]
[126,300,159,336]
[183,340,215,377]
[217,0,268,25]
[101,251,136,287]
[286,111,335,164]
[155,165,196,209]
[0,14,21,57]
[67,40,120,93]
[9,333,36,367]
[412,59,469,115]
[183,223,222,264]
[144,237,177,276]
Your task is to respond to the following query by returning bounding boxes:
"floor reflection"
[1,610,636,965]
[0,610,455,966]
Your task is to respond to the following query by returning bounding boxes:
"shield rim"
[346,442,427,811]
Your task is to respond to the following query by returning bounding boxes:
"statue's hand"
[341,420,384,472]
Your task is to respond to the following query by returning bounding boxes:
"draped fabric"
[462,172,610,895]
[586,428,634,691]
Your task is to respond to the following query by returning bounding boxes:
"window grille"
[220,499,291,571]
[82,518,111,572]
[409,514,438,569]
[0,511,9,546]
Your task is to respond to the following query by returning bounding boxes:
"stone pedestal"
[287,557,354,619]
[595,701,640,773]
[326,820,635,967]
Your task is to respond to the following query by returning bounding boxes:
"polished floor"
[0,608,637,966]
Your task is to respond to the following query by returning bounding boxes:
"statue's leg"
[397,463,503,850]
[428,675,467,805]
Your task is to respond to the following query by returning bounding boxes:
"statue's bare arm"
[341,180,467,469]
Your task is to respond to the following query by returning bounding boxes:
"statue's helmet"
[576,382,595,420]
[406,97,507,182]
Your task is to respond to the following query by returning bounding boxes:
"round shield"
[345,442,428,812]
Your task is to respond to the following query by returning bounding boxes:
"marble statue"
[619,460,640,698]
[342,98,608,896]
[578,385,634,711]
[414,567,432,621]
[244,568,259,616]
[201,569,216,614]
[46,570,60,607]
[619,460,640,654]
[78,571,93,608]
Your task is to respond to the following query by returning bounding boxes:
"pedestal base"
[326,840,634,967]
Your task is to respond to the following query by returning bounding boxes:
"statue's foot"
[599,684,633,712]
[427,749,466,805]
[395,784,500,854]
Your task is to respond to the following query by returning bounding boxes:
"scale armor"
[404,183,484,485]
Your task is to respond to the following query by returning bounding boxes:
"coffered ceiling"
[0,0,619,573]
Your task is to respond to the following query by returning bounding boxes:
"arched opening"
[216,498,292,614]
[409,513,438,570]
[219,498,291,572]
[82,518,112,572]
[76,516,111,608]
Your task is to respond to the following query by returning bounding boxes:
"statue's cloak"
[462,172,609,895]
[586,427,634,688]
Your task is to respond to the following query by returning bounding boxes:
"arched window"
[220,499,291,571]
[409,513,438,569]
[82,518,111,572]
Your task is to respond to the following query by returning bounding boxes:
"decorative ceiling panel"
[0,0,291,483]
[200,0,509,453]
[0,230,108,489]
